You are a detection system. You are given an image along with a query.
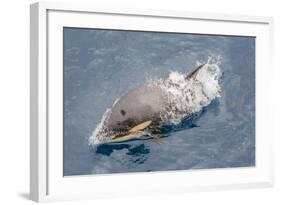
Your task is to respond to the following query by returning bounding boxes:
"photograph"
[63,27,255,176]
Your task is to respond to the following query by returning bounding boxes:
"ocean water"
[63,28,255,176]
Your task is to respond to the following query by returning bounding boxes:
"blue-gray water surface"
[63,28,255,176]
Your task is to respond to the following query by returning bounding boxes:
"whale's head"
[89,109,155,145]
[89,85,166,145]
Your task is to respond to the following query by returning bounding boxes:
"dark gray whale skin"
[107,85,166,130]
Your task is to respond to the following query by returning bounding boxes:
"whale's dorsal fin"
[185,64,205,80]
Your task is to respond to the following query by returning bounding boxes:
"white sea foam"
[89,109,112,145]
[89,59,222,145]
[157,63,222,124]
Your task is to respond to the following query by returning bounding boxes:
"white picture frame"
[30,1,274,202]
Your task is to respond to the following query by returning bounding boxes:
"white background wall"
[0,0,280,204]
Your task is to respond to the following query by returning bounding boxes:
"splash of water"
[89,109,111,145]
[157,63,222,124]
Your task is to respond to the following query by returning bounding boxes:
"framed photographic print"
[30,2,274,202]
